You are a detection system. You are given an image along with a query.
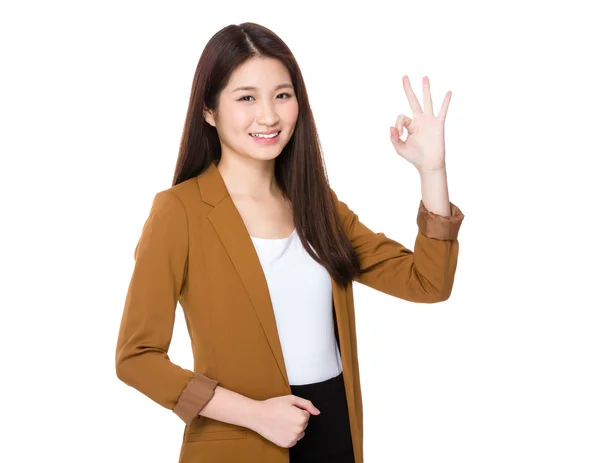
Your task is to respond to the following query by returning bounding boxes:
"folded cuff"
[173,373,220,425]
[417,200,464,240]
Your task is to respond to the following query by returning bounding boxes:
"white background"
[1,1,599,462]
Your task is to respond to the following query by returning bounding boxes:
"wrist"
[243,399,264,433]
[418,166,446,176]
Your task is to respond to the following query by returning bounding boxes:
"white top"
[250,228,343,385]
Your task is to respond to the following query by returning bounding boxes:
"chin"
[245,138,289,161]
[247,150,284,162]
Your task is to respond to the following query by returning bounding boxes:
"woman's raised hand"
[389,75,452,174]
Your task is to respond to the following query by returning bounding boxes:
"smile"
[249,131,281,139]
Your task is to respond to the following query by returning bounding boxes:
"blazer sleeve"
[115,190,219,425]
[330,188,465,303]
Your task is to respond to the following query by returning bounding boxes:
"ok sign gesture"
[390,76,451,174]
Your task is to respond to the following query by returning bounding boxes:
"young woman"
[115,22,464,463]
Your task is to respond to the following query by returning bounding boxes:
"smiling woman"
[115,20,464,463]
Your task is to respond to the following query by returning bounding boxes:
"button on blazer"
[115,160,465,463]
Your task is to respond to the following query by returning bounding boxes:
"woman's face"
[204,56,299,163]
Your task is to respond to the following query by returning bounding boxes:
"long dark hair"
[172,22,361,287]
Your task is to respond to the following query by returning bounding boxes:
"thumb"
[390,126,405,154]
[291,395,321,415]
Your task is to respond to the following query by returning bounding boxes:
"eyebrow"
[231,83,294,93]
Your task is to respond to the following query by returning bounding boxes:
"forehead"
[226,57,291,88]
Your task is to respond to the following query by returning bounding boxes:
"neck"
[216,155,280,199]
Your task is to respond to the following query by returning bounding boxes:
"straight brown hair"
[172,22,361,287]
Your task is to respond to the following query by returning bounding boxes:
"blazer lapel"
[198,161,291,388]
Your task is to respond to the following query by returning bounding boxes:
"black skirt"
[288,371,355,463]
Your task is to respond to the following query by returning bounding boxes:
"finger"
[438,90,452,123]
[423,76,434,115]
[403,75,423,114]
[293,396,320,414]
[390,125,405,153]
[394,114,413,135]
[301,410,310,423]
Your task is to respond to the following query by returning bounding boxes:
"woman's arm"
[419,168,451,217]
[331,186,464,302]
[198,385,262,429]
[115,190,219,425]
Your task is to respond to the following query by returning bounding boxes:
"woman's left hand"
[389,76,451,174]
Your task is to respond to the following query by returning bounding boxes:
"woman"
[115,22,464,463]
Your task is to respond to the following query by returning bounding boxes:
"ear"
[203,107,216,127]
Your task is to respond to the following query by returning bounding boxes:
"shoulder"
[151,176,206,218]
[155,176,198,203]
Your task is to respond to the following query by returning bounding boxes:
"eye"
[238,93,293,102]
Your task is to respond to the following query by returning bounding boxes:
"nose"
[256,100,280,126]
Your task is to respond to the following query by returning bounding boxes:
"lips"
[249,130,281,144]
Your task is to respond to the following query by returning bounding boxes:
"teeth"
[251,131,279,138]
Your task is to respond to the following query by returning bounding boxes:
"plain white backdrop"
[1,1,599,462]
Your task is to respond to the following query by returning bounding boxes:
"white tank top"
[250,228,343,385]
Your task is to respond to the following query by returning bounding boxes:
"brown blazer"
[115,160,465,463]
